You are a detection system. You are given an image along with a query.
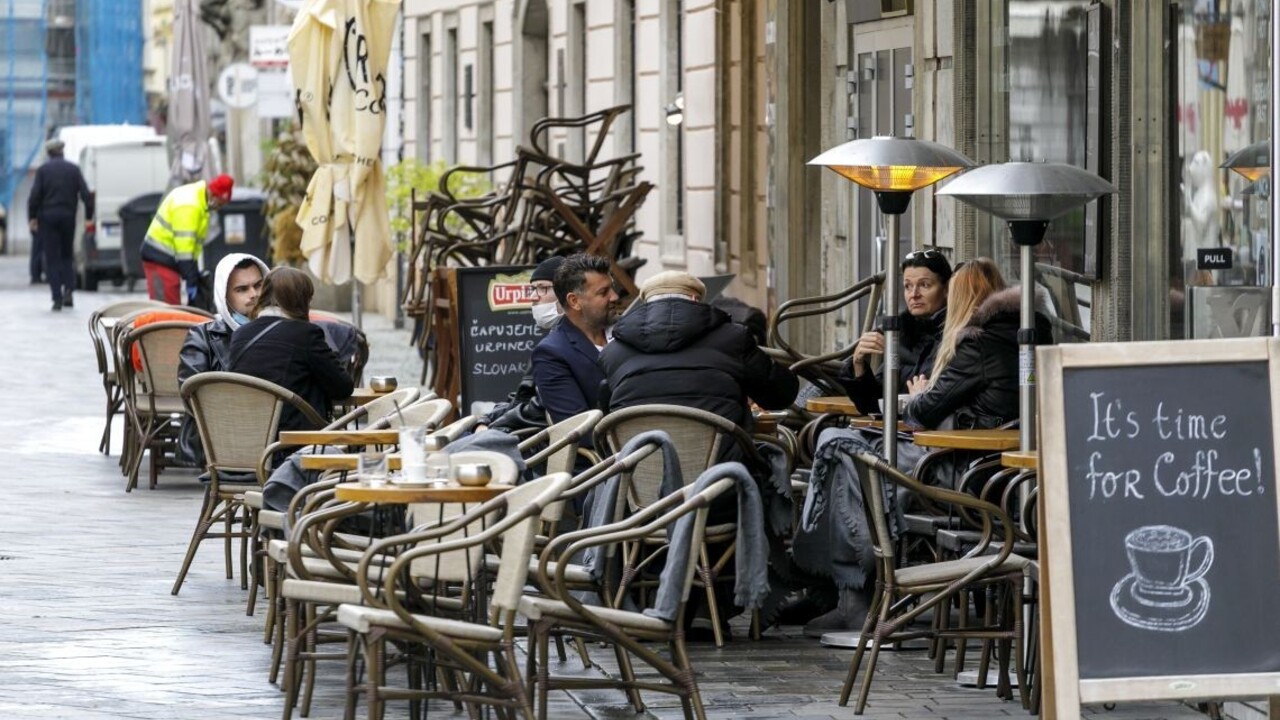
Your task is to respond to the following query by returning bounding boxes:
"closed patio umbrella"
[168,0,213,185]
[288,0,399,322]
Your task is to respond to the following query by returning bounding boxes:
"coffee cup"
[1124,525,1213,598]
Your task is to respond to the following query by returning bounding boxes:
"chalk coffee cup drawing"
[1126,525,1214,597]
[1110,524,1214,632]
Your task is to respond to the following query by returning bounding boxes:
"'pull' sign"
[1197,248,1233,270]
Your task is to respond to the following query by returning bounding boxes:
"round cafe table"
[1000,450,1038,470]
[334,481,512,504]
[805,396,862,415]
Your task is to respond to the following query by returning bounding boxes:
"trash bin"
[119,192,164,292]
[205,187,270,272]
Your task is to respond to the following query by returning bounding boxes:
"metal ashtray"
[453,463,493,487]
[369,376,398,392]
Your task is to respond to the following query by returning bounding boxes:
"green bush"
[385,159,491,245]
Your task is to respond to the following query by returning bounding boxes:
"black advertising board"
[454,265,542,415]
[1039,339,1280,717]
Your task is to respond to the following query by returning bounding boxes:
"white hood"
[213,253,270,329]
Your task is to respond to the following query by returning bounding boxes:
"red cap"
[207,174,234,202]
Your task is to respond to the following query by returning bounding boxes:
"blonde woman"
[903,258,1046,430]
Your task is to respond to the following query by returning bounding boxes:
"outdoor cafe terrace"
[0,252,1241,720]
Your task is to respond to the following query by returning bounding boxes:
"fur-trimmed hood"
[958,285,1048,341]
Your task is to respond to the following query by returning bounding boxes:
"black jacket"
[531,319,607,429]
[27,157,93,219]
[905,287,1051,431]
[837,308,945,415]
[228,316,354,433]
[177,319,233,467]
[599,298,799,429]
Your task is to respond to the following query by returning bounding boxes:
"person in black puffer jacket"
[599,271,798,438]
[838,249,951,414]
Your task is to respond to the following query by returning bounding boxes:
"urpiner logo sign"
[488,271,537,312]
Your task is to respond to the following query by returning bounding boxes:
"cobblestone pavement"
[0,256,1216,720]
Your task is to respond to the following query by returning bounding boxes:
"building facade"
[401,0,771,310]
[394,1,1274,349]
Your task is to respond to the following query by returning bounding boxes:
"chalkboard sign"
[1039,339,1280,717]
[454,265,543,415]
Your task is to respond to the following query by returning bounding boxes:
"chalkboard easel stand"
[1038,338,1280,719]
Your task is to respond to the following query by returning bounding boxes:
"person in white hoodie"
[177,252,269,467]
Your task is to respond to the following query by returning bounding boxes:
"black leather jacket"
[837,308,945,415]
[177,319,233,467]
[905,287,1051,431]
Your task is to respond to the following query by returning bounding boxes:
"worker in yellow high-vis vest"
[140,174,234,304]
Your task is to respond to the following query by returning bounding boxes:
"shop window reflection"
[1173,0,1271,339]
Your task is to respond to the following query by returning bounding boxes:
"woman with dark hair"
[229,267,354,432]
[838,248,952,414]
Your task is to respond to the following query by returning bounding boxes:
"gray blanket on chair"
[644,462,770,622]
[581,430,682,583]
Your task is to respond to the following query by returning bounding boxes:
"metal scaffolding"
[1,0,47,210]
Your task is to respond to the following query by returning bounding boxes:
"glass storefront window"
[1172,0,1272,339]
[985,0,1095,342]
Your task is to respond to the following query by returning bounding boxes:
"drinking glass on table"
[357,452,389,487]
[399,425,428,483]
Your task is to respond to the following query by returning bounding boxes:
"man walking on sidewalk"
[27,139,93,310]
[140,174,234,305]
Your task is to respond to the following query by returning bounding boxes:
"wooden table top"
[279,430,401,446]
[912,429,1020,451]
[1001,450,1039,469]
[299,453,401,471]
[346,387,394,406]
[849,417,912,432]
[334,481,512,503]
[805,396,863,415]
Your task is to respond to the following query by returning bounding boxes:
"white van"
[50,125,166,289]
[74,138,171,290]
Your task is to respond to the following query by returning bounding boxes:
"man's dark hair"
[553,253,611,307]
[233,257,261,272]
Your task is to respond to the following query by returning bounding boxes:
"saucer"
[1109,573,1210,632]
[390,478,449,488]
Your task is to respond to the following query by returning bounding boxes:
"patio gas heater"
[938,162,1116,451]
[808,137,973,468]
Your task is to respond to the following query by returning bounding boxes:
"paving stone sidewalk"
[0,256,1218,720]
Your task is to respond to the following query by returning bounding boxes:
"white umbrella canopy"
[289,0,399,286]
[168,0,213,185]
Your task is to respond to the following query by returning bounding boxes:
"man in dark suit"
[530,253,618,440]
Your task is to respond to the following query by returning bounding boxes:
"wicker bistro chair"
[88,299,167,455]
[335,473,573,720]
[594,404,769,647]
[120,320,199,492]
[839,452,1031,714]
[174,372,326,596]
[518,410,603,534]
[522,476,737,720]
[273,450,520,717]
[374,396,451,430]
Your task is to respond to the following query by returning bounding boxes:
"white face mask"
[531,302,563,330]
